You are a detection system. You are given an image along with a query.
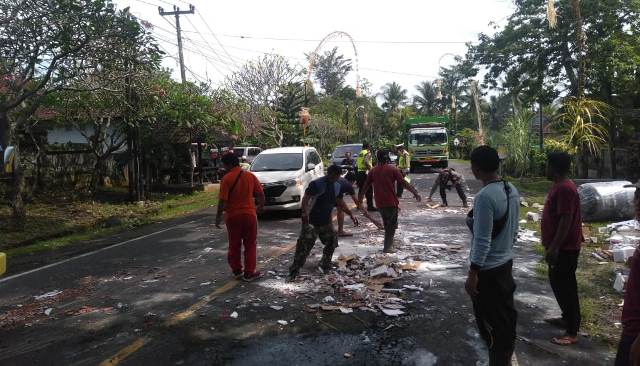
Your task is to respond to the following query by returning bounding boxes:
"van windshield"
[251,153,303,172]
[332,145,362,158]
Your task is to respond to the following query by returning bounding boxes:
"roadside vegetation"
[0,189,218,258]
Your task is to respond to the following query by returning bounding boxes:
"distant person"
[240,156,251,171]
[336,171,382,237]
[395,143,411,198]
[428,168,468,207]
[541,152,584,346]
[356,142,376,211]
[615,180,640,366]
[465,145,520,366]
[288,165,358,281]
[342,151,355,172]
[359,150,421,253]
[215,154,265,282]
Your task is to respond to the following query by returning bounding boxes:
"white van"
[232,146,262,163]
[251,147,324,211]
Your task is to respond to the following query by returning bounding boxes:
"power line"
[180,31,471,45]
[195,12,240,67]
[183,15,236,73]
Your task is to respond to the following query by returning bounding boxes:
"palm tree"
[413,81,437,115]
[380,82,408,113]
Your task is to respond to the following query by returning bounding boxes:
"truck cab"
[405,116,449,171]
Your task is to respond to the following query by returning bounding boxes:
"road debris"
[230,311,239,319]
[270,305,284,311]
[277,320,288,325]
[44,308,53,316]
[34,290,62,300]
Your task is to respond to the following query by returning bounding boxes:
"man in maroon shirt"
[359,150,421,253]
[541,152,584,346]
[615,180,640,366]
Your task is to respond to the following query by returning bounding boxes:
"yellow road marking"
[98,242,296,365]
[98,337,149,366]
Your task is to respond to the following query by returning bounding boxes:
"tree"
[501,109,535,177]
[380,82,408,113]
[554,97,610,177]
[311,47,353,97]
[226,55,300,147]
[277,82,306,146]
[413,81,437,115]
[0,0,146,224]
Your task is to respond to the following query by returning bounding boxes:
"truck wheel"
[410,164,415,174]
[441,161,449,168]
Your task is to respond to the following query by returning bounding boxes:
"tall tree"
[380,82,408,113]
[0,0,143,224]
[226,55,300,147]
[413,81,437,115]
[311,47,353,97]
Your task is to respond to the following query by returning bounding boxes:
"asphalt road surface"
[0,162,614,365]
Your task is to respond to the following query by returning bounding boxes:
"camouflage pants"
[379,207,398,250]
[289,224,338,274]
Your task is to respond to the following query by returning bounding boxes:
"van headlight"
[283,178,301,187]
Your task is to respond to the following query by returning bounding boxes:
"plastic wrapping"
[578,181,636,222]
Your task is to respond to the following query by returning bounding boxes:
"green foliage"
[380,82,408,113]
[554,97,610,156]
[413,81,437,115]
[312,47,353,97]
[453,128,480,159]
[501,110,534,177]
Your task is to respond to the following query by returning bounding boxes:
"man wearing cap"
[427,168,469,207]
[395,143,411,198]
[615,180,640,366]
[356,142,376,211]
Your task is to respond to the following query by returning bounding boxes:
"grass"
[0,188,219,258]
[511,177,624,348]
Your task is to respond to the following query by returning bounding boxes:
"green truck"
[405,115,449,171]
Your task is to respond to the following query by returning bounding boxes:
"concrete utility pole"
[159,4,195,84]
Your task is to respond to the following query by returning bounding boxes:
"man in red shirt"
[359,150,421,253]
[215,154,265,282]
[541,152,584,345]
[615,180,640,366]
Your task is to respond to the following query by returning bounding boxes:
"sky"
[116,0,515,97]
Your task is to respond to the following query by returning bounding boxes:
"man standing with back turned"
[465,146,520,366]
[359,150,421,253]
[541,152,583,346]
[215,154,265,282]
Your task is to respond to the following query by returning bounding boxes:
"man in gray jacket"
[465,146,520,366]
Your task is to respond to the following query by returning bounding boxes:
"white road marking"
[0,217,208,284]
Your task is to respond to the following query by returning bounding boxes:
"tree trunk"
[471,81,485,144]
[91,155,105,193]
[0,110,9,150]
[571,0,586,98]
[11,145,26,228]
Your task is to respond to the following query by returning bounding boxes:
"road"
[0,162,614,365]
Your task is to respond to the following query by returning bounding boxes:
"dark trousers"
[472,260,517,366]
[440,183,467,206]
[397,171,407,198]
[356,171,374,209]
[548,250,581,336]
[379,207,398,251]
[615,333,638,366]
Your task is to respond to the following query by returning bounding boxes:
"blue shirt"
[306,177,341,226]
[469,182,520,271]
[338,177,355,197]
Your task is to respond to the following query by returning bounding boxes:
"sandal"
[551,335,577,346]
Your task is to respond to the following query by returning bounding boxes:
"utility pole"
[470,80,484,144]
[159,4,195,84]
